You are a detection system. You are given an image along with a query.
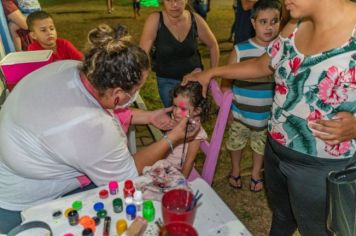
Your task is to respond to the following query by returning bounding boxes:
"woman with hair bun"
[0,24,200,234]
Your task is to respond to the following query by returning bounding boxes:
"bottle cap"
[113,197,123,205]
[109,181,118,190]
[93,202,104,212]
[126,204,136,216]
[97,209,108,218]
[125,196,133,205]
[64,208,75,217]
[79,216,96,232]
[82,228,93,236]
[72,200,82,210]
[124,180,133,189]
[116,219,127,235]
[133,190,143,202]
[99,189,109,199]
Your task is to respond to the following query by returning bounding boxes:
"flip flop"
[250,178,264,192]
[228,175,242,189]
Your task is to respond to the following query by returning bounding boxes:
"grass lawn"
[39,0,278,235]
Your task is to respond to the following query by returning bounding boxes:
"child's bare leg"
[9,22,22,51]
[251,151,264,191]
[229,149,243,188]
[107,0,113,13]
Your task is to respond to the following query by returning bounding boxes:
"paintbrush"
[180,111,190,167]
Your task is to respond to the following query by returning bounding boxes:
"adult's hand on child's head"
[149,107,176,131]
[309,112,356,145]
[182,69,212,98]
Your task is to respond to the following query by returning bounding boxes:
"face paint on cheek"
[178,101,188,117]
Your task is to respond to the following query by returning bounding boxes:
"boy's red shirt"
[27,38,83,62]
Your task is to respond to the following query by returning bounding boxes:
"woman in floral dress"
[183,0,356,235]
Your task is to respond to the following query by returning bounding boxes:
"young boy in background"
[221,0,281,192]
[26,11,83,62]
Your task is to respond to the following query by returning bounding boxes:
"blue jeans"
[0,183,97,234]
[157,76,181,108]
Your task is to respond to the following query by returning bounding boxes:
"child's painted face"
[252,8,281,45]
[29,18,57,50]
[172,95,194,121]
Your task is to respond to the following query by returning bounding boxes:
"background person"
[1,0,41,51]
[27,11,83,61]
[233,0,258,44]
[222,0,281,192]
[183,0,356,235]
[0,23,199,234]
[139,0,219,108]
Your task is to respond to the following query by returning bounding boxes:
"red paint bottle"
[123,180,135,198]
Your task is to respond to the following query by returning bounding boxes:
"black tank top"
[153,11,203,80]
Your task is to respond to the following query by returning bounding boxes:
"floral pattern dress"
[267,26,356,159]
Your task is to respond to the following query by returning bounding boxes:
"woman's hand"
[149,107,176,131]
[182,69,213,97]
[168,116,201,144]
[309,112,356,145]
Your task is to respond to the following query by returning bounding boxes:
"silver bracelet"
[163,133,174,153]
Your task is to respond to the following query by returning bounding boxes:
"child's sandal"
[228,175,242,189]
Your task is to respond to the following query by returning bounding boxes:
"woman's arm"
[220,47,238,92]
[183,53,273,96]
[6,9,28,29]
[139,12,160,54]
[133,117,201,174]
[193,13,220,68]
[130,107,175,131]
[181,139,201,178]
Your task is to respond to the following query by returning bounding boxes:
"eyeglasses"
[255,18,280,26]
[164,0,185,6]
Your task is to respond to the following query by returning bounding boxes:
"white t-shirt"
[0,60,138,211]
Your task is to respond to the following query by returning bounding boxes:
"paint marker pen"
[103,216,111,236]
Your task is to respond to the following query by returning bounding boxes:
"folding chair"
[188,79,233,185]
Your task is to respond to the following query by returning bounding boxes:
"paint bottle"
[133,190,143,212]
[142,200,155,222]
[79,216,96,233]
[116,219,127,235]
[72,200,82,211]
[82,228,93,236]
[93,202,104,212]
[99,189,109,199]
[126,204,136,221]
[124,196,133,207]
[108,181,119,195]
[97,209,108,219]
[113,198,123,213]
[68,210,79,226]
[123,180,135,198]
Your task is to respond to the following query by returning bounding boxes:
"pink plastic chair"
[188,79,233,185]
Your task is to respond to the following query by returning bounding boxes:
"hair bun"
[87,24,132,52]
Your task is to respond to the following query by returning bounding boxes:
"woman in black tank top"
[140,0,219,107]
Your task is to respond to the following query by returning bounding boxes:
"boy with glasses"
[221,0,281,192]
